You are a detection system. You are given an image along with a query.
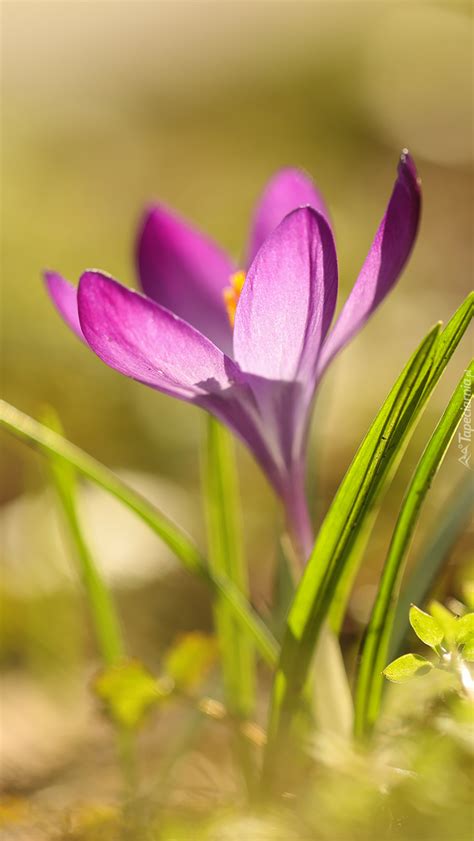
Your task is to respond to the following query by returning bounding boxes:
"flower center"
[223,270,246,327]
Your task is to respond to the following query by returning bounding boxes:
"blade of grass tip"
[261,322,441,789]
[203,416,257,790]
[329,292,474,636]
[40,408,136,794]
[427,292,474,390]
[389,472,473,660]
[354,361,473,739]
[42,407,125,667]
[0,400,278,667]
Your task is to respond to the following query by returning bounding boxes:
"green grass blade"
[44,408,126,666]
[354,361,473,738]
[389,472,473,659]
[261,323,441,786]
[40,408,136,791]
[0,400,278,667]
[203,417,257,791]
[329,292,474,634]
[427,293,474,389]
[203,416,256,718]
[262,295,473,787]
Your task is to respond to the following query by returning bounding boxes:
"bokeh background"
[1,0,473,832]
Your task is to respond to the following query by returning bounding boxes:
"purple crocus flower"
[45,152,421,562]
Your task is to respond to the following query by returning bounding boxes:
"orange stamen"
[223,270,246,327]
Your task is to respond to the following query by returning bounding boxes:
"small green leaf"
[409,605,444,650]
[456,613,474,660]
[163,632,218,692]
[460,638,474,662]
[383,653,434,683]
[94,660,167,729]
[455,612,474,645]
[428,601,457,646]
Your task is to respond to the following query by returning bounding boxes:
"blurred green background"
[0,0,472,829]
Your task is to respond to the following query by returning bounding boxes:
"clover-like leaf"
[163,632,218,692]
[456,612,474,661]
[460,638,474,662]
[455,612,474,644]
[428,600,457,647]
[409,604,444,651]
[383,653,434,683]
[94,659,168,729]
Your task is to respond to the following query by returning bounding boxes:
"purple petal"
[77,270,286,494]
[246,167,331,266]
[136,205,235,353]
[44,271,83,339]
[233,207,338,384]
[77,271,240,401]
[317,151,421,376]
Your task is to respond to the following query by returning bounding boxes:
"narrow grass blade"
[262,295,472,787]
[0,400,278,667]
[203,416,256,718]
[329,292,474,634]
[261,323,441,786]
[354,362,473,738]
[203,417,257,791]
[389,473,473,659]
[44,408,125,666]
[427,293,474,391]
[40,409,136,792]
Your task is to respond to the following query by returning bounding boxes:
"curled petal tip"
[79,268,115,284]
[44,269,84,340]
[44,269,66,291]
[399,149,421,188]
[316,150,421,377]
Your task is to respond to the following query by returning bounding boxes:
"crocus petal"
[77,270,285,494]
[317,151,421,377]
[77,270,287,494]
[77,271,240,401]
[44,271,83,339]
[136,205,235,353]
[234,207,338,383]
[246,167,331,266]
